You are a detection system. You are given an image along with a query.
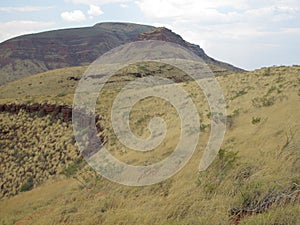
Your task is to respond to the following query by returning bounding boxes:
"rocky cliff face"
[135,27,207,58]
[135,27,243,72]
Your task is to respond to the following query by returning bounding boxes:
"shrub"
[56,92,67,97]
[62,158,83,177]
[231,89,248,100]
[37,109,45,117]
[20,176,34,192]
[200,123,209,131]
[252,96,275,107]
[196,148,239,193]
[62,164,78,177]
[217,148,239,175]
[263,67,271,76]
[251,117,261,124]
[266,86,277,96]
[226,109,240,129]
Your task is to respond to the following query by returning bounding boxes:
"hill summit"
[135,27,243,72]
[136,27,207,57]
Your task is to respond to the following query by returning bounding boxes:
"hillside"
[0,64,299,224]
[0,22,154,85]
[0,22,242,85]
[0,60,236,106]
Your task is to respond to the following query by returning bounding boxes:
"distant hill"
[0,22,154,84]
[0,22,243,85]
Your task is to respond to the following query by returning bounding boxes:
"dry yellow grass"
[0,66,86,105]
[0,65,299,225]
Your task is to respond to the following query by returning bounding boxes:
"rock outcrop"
[135,27,244,72]
[0,103,72,122]
[0,103,103,128]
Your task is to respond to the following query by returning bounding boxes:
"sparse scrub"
[56,92,67,97]
[251,117,261,124]
[252,96,275,107]
[200,123,209,131]
[197,148,239,194]
[231,89,248,100]
[226,109,240,128]
[266,86,277,96]
[263,67,271,76]
[62,158,84,178]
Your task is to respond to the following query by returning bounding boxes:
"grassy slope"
[0,62,231,105]
[0,66,86,105]
[0,65,299,224]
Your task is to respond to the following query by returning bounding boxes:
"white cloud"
[135,0,248,19]
[135,0,299,24]
[134,0,300,69]
[66,0,130,6]
[0,21,55,43]
[0,6,55,12]
[88,5,103,18]
[120,3,129,8]
[61,10,87,22]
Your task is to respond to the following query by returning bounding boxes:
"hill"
[0,22,154,84]
[0,22,243,85]
[0,64,299,224]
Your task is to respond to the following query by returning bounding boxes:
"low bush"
[20,176,34,192]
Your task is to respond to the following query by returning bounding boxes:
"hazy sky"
[0,0,299,70]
